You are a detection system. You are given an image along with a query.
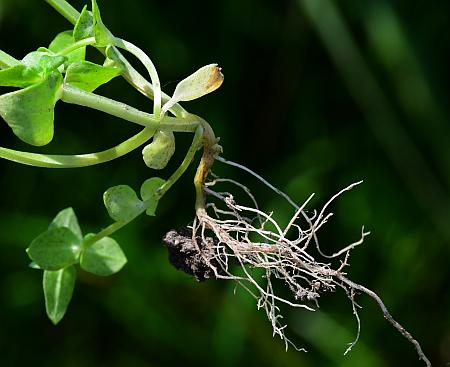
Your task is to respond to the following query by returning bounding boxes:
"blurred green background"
[0,0,449,366]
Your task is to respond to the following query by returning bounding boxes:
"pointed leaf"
[140,177,166,216]
[91,0,113,47]
[103,185,144,222]
[73,5,94,42]
[49,207,83,242]
[142,130,176,169]
[162,64,224,114]
[65,60,121,92]
[80,235,127,276]
[0,64,42,88]
[49,30,86,64]
[0,73,62,146]
[27,227,82,270]
[43,266,76,325]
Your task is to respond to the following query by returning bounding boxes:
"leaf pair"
[0,1,122,147]
[28,208,127,275]
[74,0,113,47]
[0,32,87,146]
[103,177,166,221]
[27,208,127,324]
[50,29,122,93]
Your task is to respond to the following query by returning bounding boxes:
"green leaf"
[162,64,224,114]
[80,235,127,276]
[0,64,42,88]
[27,227,82,270]
[43,266,76,325]
[0,72,62,146]
[65,60,121,92]
[73,5,94,42]
[142,131,176,169]
[0,51,66,90]
[48,207,83,242]
[140,177,166,216]
[48,30,86,64]
[91,0,113,47]
[103,185,144,222]
[22,51,66,78]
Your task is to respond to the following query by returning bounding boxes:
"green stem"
[44,0,80,25]
[157,125,204,198]
[109,47,188,118]
[57,37,96,56]
[84,126,204,248]
[43,0,187,118]
[61,84,198,132]
[83,220,130,248]
[113,38,161,118]
[0,49,21,69]
[0,127,154,168]
[84,125,204,246]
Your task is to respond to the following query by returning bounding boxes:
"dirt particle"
[162,227,219,281]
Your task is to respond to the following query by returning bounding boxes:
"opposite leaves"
[103,178,166,220]
[27,207,129,324]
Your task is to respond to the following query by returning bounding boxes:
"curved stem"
[108,47,188,118]
[0,127,154,168]
[56,37,96,56]
[113,38,161,118]
[61,84,199,132]
[44,0,187,118]
[85,126,205,246]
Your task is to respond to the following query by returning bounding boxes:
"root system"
[163,167,431,366]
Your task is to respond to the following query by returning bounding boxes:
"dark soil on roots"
[162,227,221,281]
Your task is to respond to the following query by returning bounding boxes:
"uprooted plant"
[0,0,431,365]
